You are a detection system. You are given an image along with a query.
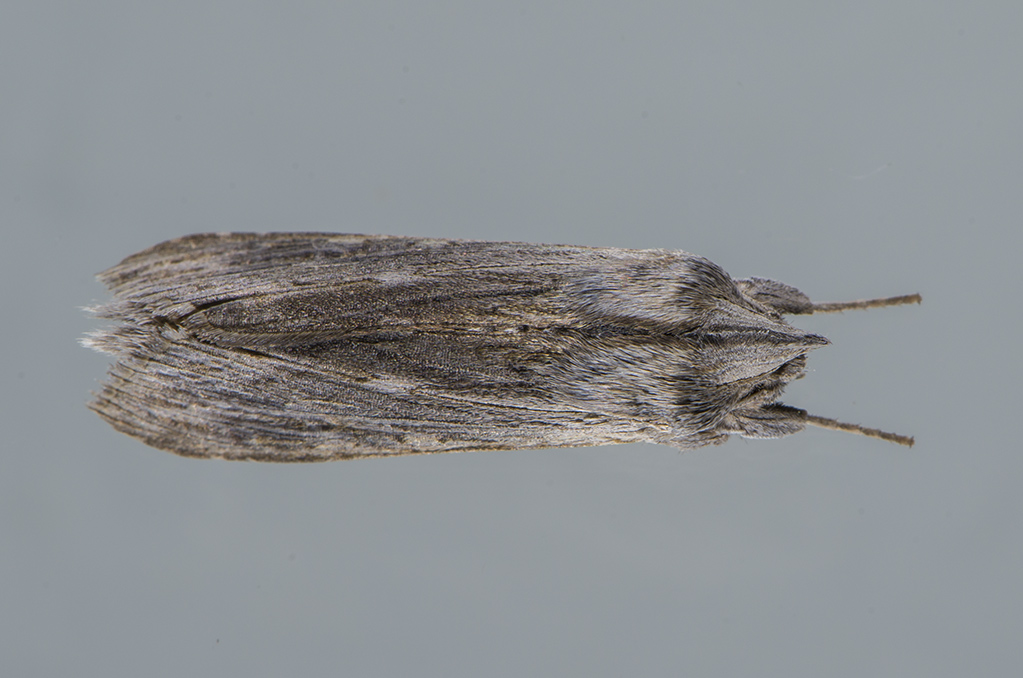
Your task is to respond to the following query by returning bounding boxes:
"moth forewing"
[85,233,918,460]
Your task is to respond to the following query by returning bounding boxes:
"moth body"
[84,233,916,460]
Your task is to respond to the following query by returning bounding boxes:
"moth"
[84,233,919,461]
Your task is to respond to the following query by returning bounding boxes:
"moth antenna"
[811,293,921,313]
[803,414,914,447]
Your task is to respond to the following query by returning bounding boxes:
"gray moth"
[83,233,919,461]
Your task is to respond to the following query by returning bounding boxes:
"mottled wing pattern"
[86,233,826,460]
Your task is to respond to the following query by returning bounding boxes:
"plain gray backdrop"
[3,2,1021,676]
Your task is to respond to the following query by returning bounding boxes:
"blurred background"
[3,2,1021,676]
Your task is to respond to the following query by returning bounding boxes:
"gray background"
[3,2,1021,676]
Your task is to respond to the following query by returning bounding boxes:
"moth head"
[676,273,915,448]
